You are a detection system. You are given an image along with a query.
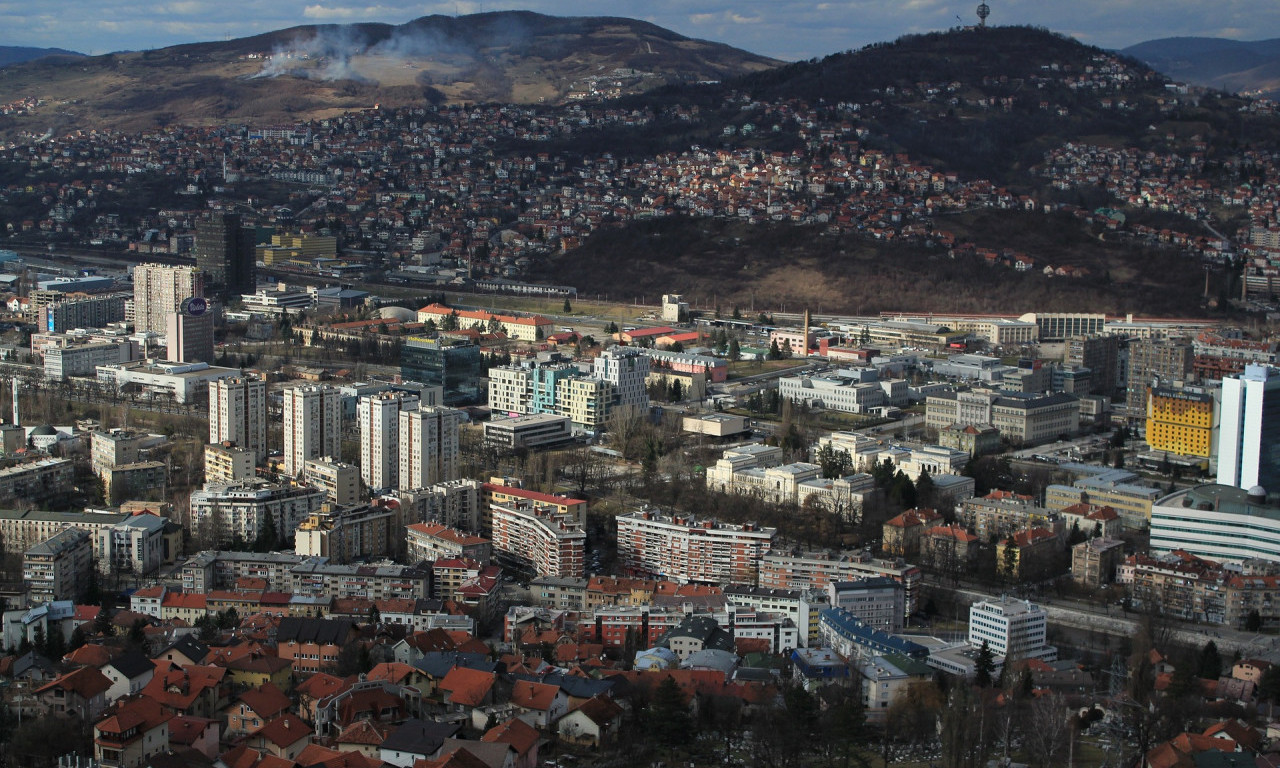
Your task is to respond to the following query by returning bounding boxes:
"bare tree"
[1022,692,1072,768]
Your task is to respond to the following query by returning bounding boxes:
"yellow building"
[1146,385,1217,458]
[556,376,610,430]
[258,233,338,266]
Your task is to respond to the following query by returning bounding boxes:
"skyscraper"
[283,385,342,478]
[359,391,418,492]
[210,375,267,463]
[1217,364,1280,497]
[195,213,257,301]
[398,405,463,491]
[133,264,203,334]
[1126,337,1194,413]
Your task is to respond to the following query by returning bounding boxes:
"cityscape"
[1,8,1280,768]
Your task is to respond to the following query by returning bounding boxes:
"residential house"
[244,712,314,760]
[882,508,942,557]
[379,718,463,768]
[226,682,292,736]
[276,616,357,675]
[154,636,209,667]
[101,651,155,703]
[509,679,567,729]
[168,715,220,760]
[92,695,173,768]
[437,666,497,712]
[557,695,624,748]
[481,718,541,768]
[139,662,229,718]
[35,665,111,720]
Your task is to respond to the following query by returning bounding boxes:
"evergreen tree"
[44,623,65,660]
[128,620,147,651]
[728,337,741,362]
[1198,640,1222,680]
[648,676,692,750]
[68,626,86,653]
[563,298,572,313]
[94,605,115,637]
[974,640,996,688]
[369,605,381,625]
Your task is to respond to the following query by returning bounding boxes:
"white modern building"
[283,384,342,477]
[359,391,418,492]
[1217,364,1280,497]
[96,360,238,403]
[1150,484,1280,564]
[210,375,267,462]
[968,596,1056,663]
[592,346,650,411]
[616,509,775,585]
[189,480,327,546]
[398,405,463,491]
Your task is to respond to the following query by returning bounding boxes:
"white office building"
[359,391,418,492]
[1217,364,1280,498]
[592,346,650,411]
[283,385,342,477]
[210,375,267,462]
[398,405,463,491]
[968,596,1056,662]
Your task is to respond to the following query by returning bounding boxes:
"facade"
[210,376,268,462]
[779,374,908,414]
[166,310,214,363]
[205,443,256,484]
[405,523,492,565]
[194,212,256,301]
[925,389,1080,445]
[94,513,168,577]
[482,483,588,531]
[303,458,361,506]
[294,503,406,563]
[1066,334,1120,396]
[400,337,484,405]
[44,341,133,380]
[25,527,93,603]
[968,597,1055,662]
[283,385,342,477]
[0,508,129,555]
[0,458,75,507]
[826,578,904,633]
[592,346,650,412]
[958,491,1053,541]
[104,461,167,504]
[937,423,1001,457]
[398,405,463,491]
[1146,384,1218,458]
[360,391,418,492]
[189,481,327,547]
[97,360,238,403]
[643,348,727,383]
[415,303,553,342]
[490,501,586,578]
[1046,474,1163,531]
[484,413,573,449]
[1150,484,1280,564]
[616,510,775,585]
[1126,337,1195,413]
[1217,364,1280,496]
[1071,537,1125,588]
[393,478,483,532]
[133,264,203,335]
[758,550,921,617]
[91,429,167,479]
[38,292,129,334]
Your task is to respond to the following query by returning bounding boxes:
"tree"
[94,604,115,637]
[646,676,692,751]
[442,310,460,331]
[768,339,782,360]
[1001,542,1019,583]
[563,298,572,313]
[369,604,381,625]
[728,337,741,362]
[218,608,240,630]
[1246,609,1263,632]
[974,639,996,688]
[815,444,852,479]
[128,619,148,651]
[1198,640,1222,680]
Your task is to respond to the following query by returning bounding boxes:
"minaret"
[12,379,19,427]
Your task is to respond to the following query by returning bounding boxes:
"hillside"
[532,214,1222,318]
[0,46,82,67]
[0,11,778,137]
[1123,37,1280,98]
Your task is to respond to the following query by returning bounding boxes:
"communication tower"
[976,2,990,27]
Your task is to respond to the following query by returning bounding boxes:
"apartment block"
[209,376,267,463]
[189,480,326,547]
[616,510,775,586]
[283,385,342,477]
[359,391,418,492]
[204,443,256,484]
[303,457,361,506]
[757,550,921,618]
[397,405,462,491]
[405,522,492,565]
[490,500,586,578]
[25,527,93,603]
[1146,384,1218,458]
[295,503,406,563]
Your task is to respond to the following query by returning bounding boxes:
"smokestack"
[803,309,811,355]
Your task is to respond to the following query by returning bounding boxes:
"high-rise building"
[359,391,418,492]
[209,376,267,463]
[1066,334,1120,396]
[283,385,342,477]
[194,213,257,301]
[166,309,214,363]
[1146,384,1218,459]
[1217,364,1280,496]
[132,264,203,334]
[397,405,463,491]
[592,346,650,411]
[1126,337,1194,413]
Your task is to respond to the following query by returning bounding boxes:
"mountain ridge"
[1122,36,1280,97]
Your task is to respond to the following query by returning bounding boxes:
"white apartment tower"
[209,376,267,463]
[133,264,204,334]
[1217,364,1280,497]
[398,405,463,491]
[283,385,342,477]
[360,391,418,492]
[592,346,650,411]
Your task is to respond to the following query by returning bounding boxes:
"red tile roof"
[37,665,111,699]
[568,695,623,726]
[481,717,539,755]
[236,682,291,720]
[439,667,495,707]
[510,680,558,711]
[253,712,313,748]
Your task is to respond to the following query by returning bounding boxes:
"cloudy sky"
[2,0,1279,61]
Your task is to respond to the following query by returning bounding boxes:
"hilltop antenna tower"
[976,2,990,27]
